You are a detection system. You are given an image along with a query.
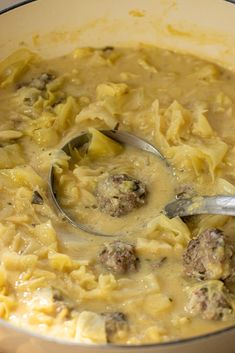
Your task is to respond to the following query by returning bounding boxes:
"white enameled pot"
[1,0,235,352]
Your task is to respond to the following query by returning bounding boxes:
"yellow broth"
[0,45,234,343]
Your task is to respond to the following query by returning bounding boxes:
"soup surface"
[0,45,235,344]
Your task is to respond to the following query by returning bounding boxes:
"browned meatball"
[186,280,233,321]
[99,241,139,274]
[183,228,234,280]
[52,288,75,318]
[101,312,128,342]
[29,72,56,90]
[96,174,147,217]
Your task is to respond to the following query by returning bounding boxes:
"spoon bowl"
[49,130,235,235]
[48,129,165,236]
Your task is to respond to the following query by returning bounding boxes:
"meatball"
[101,312,128,342]
[186,280,233,321]
[183,228,234,280]
[52,288,75,318]
[29,72,55,90]
[95,174,147,217]
[99,241,139,274]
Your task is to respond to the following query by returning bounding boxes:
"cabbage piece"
[46,76,65,92]
[75,311,107,344]
[141,273,161,292]
[25,110,60,148]
[143,293,172,316]
[56,174,80,207]
[0,294,16,319]
[213,92,232,113]
[192,113,214,138]
[153,99,228,180]
[13,186,34,213]
[124,293,172,322]
[2,251,38,271]
[0,223,16,249]
[0,144,25,169]
[0,267,6,288]
[76,102,118,129]
[0,49,39,87]
[96,82,129,99]
[165,105,191,144]
[140,325,166,344]
[152,99,169,150]
[154,100,192,148]
[56,165,104,208]
[54,96,80,133]
[138,58,158,73]
[73,165,104,190]
[52,150,70,181]
[192,139,228,177]
[25,111,55,133]
[87,128,123,160]
[0,130,23,141]
[71,266,97,290]
[25,287,55,314]
[73,47,95,59]
[136,238,173,257]
[146,214,191,246]
[171,139,227,180]
[214,178,235,194]
[16,268,57,292]
[24,96,80,147]
[34,221,58,250]
[48,252,80,272]
[188,64,219,82]
[83,274,117,300]
[193,215,229,236]
[43,90,65,109]
[33,127,60,148]
[28,311,54,326]
[0,166,44,189]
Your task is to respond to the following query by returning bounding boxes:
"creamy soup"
[0,45,235,344]
[54,137,175,236]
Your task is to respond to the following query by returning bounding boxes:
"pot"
[0,0,235,352]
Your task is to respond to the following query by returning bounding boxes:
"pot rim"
[1,0,235,349]
[0,315,235,349]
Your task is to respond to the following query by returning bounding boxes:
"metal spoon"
[165,195,235,219]
[48,129,165,236]
[49,130,235,235]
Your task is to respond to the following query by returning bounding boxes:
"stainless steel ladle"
[165,195,235,219]
[48,130,165,236]
[49,129,235,236]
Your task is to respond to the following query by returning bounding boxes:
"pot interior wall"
[0,0,235,70]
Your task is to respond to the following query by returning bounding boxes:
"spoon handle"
[165,195,235,218]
